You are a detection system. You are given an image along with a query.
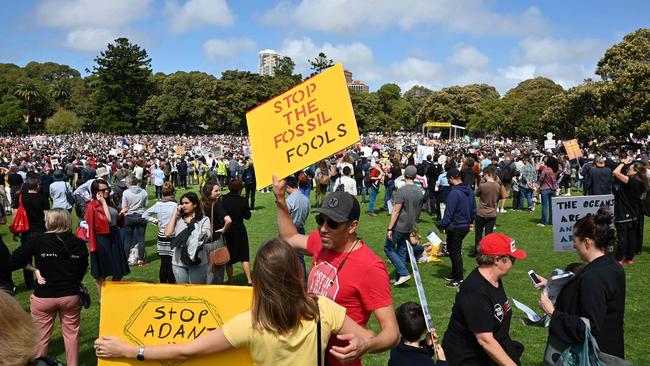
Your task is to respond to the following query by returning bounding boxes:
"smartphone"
[528,270,541,285]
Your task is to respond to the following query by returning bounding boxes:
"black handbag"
[79,283,91,309]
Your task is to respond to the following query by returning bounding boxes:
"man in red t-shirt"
[273,175,399,366]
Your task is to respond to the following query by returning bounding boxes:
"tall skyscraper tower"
[258,49,282,76]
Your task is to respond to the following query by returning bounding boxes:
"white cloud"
[264,0,548,36]
[165,0,234,33]
[279,37,379,81]
[519,37,606,64]
[203,38,256,63]
[35,0,152,28]
[448,44,489,69]
[65,29,119,52]
[498,64,536,81]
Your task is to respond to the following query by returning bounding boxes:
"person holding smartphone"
[164,192,211,284]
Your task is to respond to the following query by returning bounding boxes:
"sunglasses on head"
[315,214,344,229]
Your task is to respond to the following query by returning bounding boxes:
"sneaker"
[394,275,411,286]
[501,209,507,213]
[367,212,378,217]
[537,223,545,227]
[137,259,145,267]
[444,275,454,281]
[445,280,462,288]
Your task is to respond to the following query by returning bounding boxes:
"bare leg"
[95,278,105,300]
[226,264,233,284]
[242,261,252,284]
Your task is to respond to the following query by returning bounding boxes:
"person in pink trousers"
[10,208,89,366]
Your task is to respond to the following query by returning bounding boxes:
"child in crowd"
[389,301,448,366]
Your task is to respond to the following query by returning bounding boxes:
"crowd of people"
[0,131,646,365]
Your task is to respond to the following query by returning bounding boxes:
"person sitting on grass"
[389,301,447,366]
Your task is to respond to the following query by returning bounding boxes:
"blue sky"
[1,0,648,94]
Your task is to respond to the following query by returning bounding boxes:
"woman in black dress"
[221,178,252,285]
[19,176,50,290]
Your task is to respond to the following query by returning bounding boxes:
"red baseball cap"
[479,233,527,259]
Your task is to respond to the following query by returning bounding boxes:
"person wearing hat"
[385,165,423,286]
[49,170,74,211]
[442,233,526,366]
[272,175,399,366]
[437,167,476,288]
[72,165,110,218]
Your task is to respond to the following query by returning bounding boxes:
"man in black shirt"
[587,157,613,195]
[442,233,526,366]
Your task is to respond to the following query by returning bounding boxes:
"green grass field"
[5,185,648,365]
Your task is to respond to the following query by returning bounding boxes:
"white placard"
[133,143,143,152]
[550,195,614,252]
[544,140,556,150]
[360,146,372,158]
[406,243,434,332]
[416,145,434,164]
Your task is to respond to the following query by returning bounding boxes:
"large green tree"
[403,85,432,123]
[467,98,515,136]
[89,38,152,133]
[0,94,26,132]
[595,28,650,134]
[418,84,499,127]
[504,77,564,139]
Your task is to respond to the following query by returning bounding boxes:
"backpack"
[354,162,364,179]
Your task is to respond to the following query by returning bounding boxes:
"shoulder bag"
[208,200,230,267]
[9,194,29,234]
[543,317,630,366]
[65,182,75,205]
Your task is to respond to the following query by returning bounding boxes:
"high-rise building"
[258,49,282,76]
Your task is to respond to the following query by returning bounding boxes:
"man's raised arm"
[272,175,309,254]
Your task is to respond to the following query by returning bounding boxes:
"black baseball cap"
[315,191,361,223]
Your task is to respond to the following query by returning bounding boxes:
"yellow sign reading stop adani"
[246,63,359,188]
[98,282,253,366]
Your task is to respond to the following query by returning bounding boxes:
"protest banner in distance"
[246,64,359,189]
[416,145,434,164]
[544,140,556,150]
[98,282,253,366]
[551,194,614,251]
[175,146,186,155]
[563,139,583,160]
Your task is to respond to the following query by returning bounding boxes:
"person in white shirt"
[334,166,357,196]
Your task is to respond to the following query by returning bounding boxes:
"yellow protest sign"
[563,139,583,160]
[246,64,359,189]
[98,282,253,366]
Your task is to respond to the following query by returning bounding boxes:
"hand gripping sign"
[246,64,360,189]
[98,282,253,366]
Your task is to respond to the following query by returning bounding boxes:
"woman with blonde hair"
[96,238,374,365]
[0,291,39,366]
[10,208,89,366]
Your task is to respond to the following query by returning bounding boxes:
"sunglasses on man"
[315,214,346,230]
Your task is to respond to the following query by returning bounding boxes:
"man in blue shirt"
[436,168,477,288]
[285,175,311,279]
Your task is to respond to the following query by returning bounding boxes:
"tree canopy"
[0,29,647,141]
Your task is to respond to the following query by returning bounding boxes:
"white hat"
[438,155,447,165]
[96,166,109,178]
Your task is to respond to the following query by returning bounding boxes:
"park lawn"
[4,185,649,366]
